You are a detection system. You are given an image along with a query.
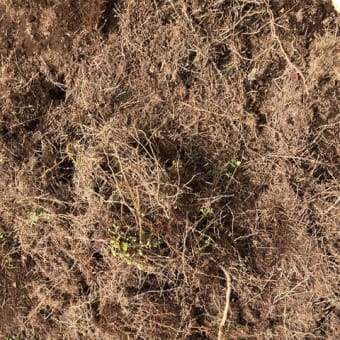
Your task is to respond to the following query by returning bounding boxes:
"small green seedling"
[31,207,45,222]
[108,225,162,267]
[78,328,87,336]
[108,232,135,261]
[0,232,4,241]
[171,159,183,170]
[228,159,241,168]
[73,154,83,169]
[248,67,257,81]
[200,207,211,217]
[200,236,214,251]
[207,159,241,179]
[206,168,221,178]
[226,159,241,178]
[223,63,238,75]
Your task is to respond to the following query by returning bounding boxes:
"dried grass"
[0,0,339,339]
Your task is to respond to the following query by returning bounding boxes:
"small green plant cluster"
[200,206,211,217]
[222,62,238,75]
[228,159,241,168]
[31,207,45,222]
[200,236,214,251]
[71,154,84,169]
[108,225,162,267]
[206,158,241,179]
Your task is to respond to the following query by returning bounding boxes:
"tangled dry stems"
[0,0,339,339]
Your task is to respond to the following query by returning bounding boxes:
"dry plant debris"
[0,0,339,339]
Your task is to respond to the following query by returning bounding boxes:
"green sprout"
[200,236,214,251]
[200,207,211,217]
[78,328,87,336]
[31,207,45,222]
[206,168,221,178]
[225,159,241,178]
[222,63,238,75]
[108,225,162,267]
[73,154,83,169]
[171,159,182,170]
[207,159,241,179]
[248,67,257,81]
[228,159,241,168]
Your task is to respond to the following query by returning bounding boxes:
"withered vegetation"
[0,1,339,339]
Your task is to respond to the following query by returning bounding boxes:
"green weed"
[78,328,87,336]
[206,168,221,178]
[228,159,241,168]
[108,225,162,268]
[200,206,211,217]
[207,158,241,179]
[200,236,214,251]
[225,159,241,178]
[222,63,238,75]
[72,154,84,169]
[31,207,45,222]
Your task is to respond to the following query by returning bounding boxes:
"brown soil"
[0,1,339,339]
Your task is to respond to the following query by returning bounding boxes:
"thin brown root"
[218,266,232,340]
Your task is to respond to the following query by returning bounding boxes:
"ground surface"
[0,0,339,339]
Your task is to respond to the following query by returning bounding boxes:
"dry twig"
[218,266,232,340]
